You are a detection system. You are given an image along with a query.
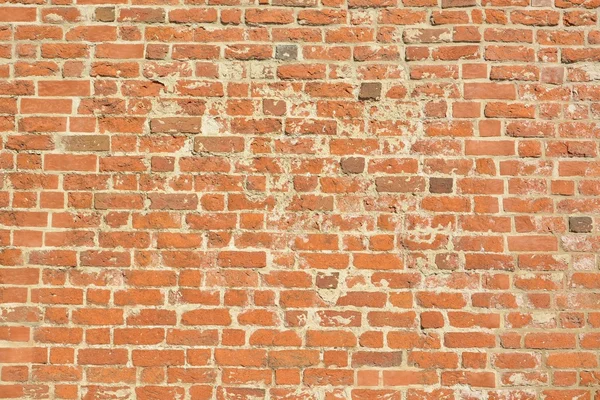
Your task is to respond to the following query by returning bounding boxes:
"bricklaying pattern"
[1,0,600,399]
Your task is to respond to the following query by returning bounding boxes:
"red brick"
[0,3,595,396]
[524,333,576,349]
[182,309,232,326]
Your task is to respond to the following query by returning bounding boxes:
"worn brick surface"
[1,0,600,399]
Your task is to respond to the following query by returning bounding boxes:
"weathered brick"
[95,7,115,22]
[61,135,110,152]
[275,45,298,61]
[569,216,592,233]
[0,1,595,396]
[429,177,453,193]
[358,82,382,100]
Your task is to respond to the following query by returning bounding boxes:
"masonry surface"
[1,0,600,399]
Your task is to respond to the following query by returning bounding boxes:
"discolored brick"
[429,177,453,193]
[95,7,115,22]
[358,82,382,101]
[340,157,365,174]
[316,272,338,289]
[275,45,297,61]
[61,135,110,152]
[569,217,592,233]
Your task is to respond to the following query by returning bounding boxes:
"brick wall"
[1,0,600,399]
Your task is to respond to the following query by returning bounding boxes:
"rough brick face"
[1,0,600,399]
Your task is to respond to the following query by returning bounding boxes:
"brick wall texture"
[1,0,600,399]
